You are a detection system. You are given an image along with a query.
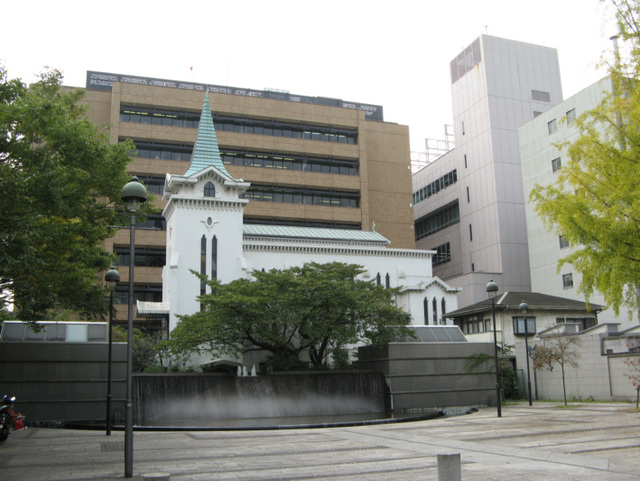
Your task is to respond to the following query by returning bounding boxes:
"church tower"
[162,92,250,331]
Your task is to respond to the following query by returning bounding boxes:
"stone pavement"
[1,402,639,480]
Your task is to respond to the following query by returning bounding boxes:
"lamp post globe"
[486,279,502,417]
[121,176,147,213]
[120,176,147,478]
[486,280,499,299]
[105,267,121,289]
[104,267,120,436]
[519,300,533,407]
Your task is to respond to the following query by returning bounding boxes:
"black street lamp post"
[519,301,533,407]
[105,266,120,436]
[486,280,502,417]
[120,176,147,478]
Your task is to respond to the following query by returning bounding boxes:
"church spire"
[183,91,232,178]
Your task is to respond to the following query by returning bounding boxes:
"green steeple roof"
[183,92,233,178]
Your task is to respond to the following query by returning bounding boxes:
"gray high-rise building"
[413,35,563,307]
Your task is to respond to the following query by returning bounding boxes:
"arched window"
[441,298,447,324]
[423,297,429,325]
[385,273,390,289]
[200,235,207,298]
[204,182,215,197]
[376,273,381,286]
[211,236,218,280]
[432,298,438,324]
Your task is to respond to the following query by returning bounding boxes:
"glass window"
[24,325,46,341]
[88,324,107,342]
[551,157,562,172]
[566,108,576,124]
[1,323,25,341]
[204,182,216,197]
[562,273,574,289]
[532,90,551,102]
[67,324,88,342]
[423,297,429,325]
[548,119,557,134]
[559,235,570,249]
[211,236,218,280]
[432,298,438,324]
[47,324,66,341]
[513,317,536,335]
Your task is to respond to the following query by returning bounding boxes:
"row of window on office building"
[120,106,358,144]
[413,170,457,205]
[129,140,359,177]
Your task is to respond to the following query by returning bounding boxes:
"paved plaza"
[1,402,639,480]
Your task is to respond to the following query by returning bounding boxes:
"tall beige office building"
[80,72,415,330]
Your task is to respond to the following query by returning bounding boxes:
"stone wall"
[358,342,497,411]
[515,335,640,402]
[0,341,127,423]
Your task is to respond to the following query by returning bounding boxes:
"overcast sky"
[2,0,620,151]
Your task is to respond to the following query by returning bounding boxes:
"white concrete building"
[150,93,460,338]
[519,77,637,329]
[413,35,563,307]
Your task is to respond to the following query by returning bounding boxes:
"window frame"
[513,316,536,335]
[562,273,574,289]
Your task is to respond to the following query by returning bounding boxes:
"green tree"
[464,343,519,401]
[533,335,582,406]
[0,67,136,320]
[112,326,161,372]
[163,262,411,370]
[530,1,640,315]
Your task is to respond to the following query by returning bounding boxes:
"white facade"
[515,324,640,402]
[414,35,563,307]
[158,93,460,336]
[519,78,637,329]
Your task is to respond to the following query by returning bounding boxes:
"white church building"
[140,93,460,342]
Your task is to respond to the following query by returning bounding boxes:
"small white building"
[141,93,460,352]
[444,291,603,350]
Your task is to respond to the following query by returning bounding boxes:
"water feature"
[133,371,402,428]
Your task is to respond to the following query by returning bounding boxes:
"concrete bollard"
[437,453,461,481]
[141,473,170,481]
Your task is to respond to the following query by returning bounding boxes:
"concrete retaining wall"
[515,336,640,402]
[0,341,127,423]
[358,342,497,411]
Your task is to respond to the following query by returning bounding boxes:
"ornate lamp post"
[105,266,120,436]
[519,301,533,406]
[486,279,501,417]
[120,176,147,478]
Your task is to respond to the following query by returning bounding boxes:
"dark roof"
[444,291,604,318]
